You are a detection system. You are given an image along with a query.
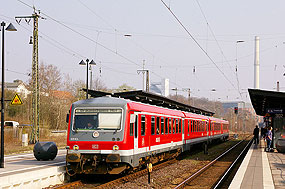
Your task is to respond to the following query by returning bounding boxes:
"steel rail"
[97,158,178,188]
[213,138,253,189]
[175,139,245,189]
[50,180,83,189]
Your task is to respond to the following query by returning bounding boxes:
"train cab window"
[165,118,168,134]
[161,117,164,134]
[141,115,146,136]
[156,117,160,135]
[73,109,122,131]
[151,116,155,135]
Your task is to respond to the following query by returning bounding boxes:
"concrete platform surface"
[267,150,285,189]
[0,149,66,189]
[229,138,276,189]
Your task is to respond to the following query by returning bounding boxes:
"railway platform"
[229,138,285,189]
[0,150,66,189]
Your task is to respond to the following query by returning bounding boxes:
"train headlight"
[73,145,79,151]
[113,145,119,151]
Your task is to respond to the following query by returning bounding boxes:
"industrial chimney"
[254,36,260,89]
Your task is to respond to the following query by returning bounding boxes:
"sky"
[1,0,285,103]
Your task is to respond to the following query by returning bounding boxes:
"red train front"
[66,94,229,175]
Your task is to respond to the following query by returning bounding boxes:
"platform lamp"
[1,22,17,168]
[79,59,96,99]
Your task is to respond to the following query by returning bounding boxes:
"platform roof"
[84,89,214,116]
[248,88,285,116]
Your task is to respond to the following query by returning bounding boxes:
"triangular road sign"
[10,93,23,105]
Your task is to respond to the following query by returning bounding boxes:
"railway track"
[51,158,178,188]
[175,138,252,189]
[50,137,250,188]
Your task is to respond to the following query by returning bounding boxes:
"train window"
[191,120,193,132]
[151,116,155,135]
[168,118,171,134]
[173,119,175,134]
[165,118,168,134]
[130,122,134,136]
[74,108,122,131]
[134,115,138,138]
[156,117,160,135]
[161,117,164,134]
[195,121,197,132]
[197,121,199,132]
[188,120,190,133]
[178,119,182,133]
[141,115,145,136]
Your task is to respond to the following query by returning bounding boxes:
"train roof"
[72,96,128,108]
[209,116,229,123]
[84,89,214,116]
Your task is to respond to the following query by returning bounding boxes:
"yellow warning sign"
[10,93,23,105]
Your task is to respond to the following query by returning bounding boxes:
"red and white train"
[66,92,229,174]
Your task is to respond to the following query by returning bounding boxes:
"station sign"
[266,108,283,114]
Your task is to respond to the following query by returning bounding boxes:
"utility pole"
[183,88,191,105]
[90,65,93,90]
[137,60,150,92]
[171,88,178,97]
[16,8,43,143]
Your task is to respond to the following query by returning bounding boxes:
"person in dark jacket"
[253,125,259,144]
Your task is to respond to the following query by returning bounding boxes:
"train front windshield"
[73,109,122,131]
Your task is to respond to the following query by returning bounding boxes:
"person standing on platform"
[266,127,273,152]
[253,125,259,144]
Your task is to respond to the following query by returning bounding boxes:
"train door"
[182,118,185,142]
[131,113,139,154]
[206,121,209,136]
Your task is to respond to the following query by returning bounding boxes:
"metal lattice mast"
[15,9,41,143]
[33,12,40,143]
[137,60,150,92]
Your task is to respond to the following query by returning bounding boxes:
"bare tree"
[39,62,62,92]
[114,84,136,92]
[92,77,108,91]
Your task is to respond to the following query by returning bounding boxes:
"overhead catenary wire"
[16,0,188,92]
[2,13,137,81]
[160,0,240,98]
[195,0,243,99]
[76,0,184,89]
